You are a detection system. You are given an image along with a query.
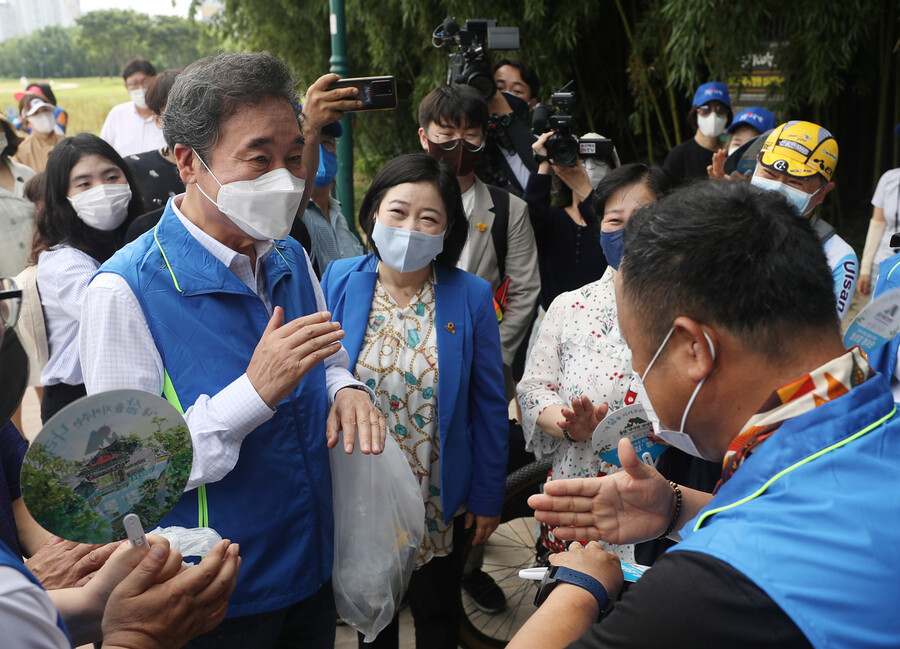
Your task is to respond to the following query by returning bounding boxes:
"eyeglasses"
[0,278,21,331]
[697,104,729,117]
[426,131,485,153]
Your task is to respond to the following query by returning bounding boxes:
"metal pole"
[329,0,356,234]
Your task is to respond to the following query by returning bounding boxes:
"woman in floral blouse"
[321,153,508,649]
[517,163,673,560]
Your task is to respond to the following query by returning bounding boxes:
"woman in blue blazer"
[321,154,508,649]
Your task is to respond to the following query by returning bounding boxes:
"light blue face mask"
[315,144,338,188]
[750,175,823,218]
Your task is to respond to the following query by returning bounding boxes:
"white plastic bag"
[330,434,425,642]
[147,525,223,561]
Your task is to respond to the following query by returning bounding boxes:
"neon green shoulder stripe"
[162,370,208,528]
[153,223,183,293]
[693,406,896,531]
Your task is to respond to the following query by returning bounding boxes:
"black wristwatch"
[534,566,610,615]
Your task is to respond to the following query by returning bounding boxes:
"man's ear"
[173,143,200,185]
[418,127,429,152]
[816,181,835,206]
[528,98,537,112]
[672,316,716,383]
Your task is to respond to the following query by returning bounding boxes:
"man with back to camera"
[748,120,858,322]
[474,57,541,195]
[100,58,168,158]
[418,83,540,613]
[503,179,900,649]
[79,52,386,649]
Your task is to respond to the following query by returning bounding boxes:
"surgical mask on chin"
[424,139,483,176]
[69,183,132,231]
[130,88,148,110]
[638,327,716,459]
[29,113,55,134]
[315,144,338,187]
[194,154,305,241]
[600,228,624,270]
[750,174,821,218]
[370,217,444,273]
[584,159,611,188]
[697,112,727,138]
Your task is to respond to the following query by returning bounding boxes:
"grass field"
[0,76,129,136]
[0,76,374,220]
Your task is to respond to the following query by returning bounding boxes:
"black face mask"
[424,139,484,176]
[0,328,29,425]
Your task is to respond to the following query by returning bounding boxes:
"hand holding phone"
[326,76,398,112]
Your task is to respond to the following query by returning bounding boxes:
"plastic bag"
[330,434,425,642]
[147,525,223,559]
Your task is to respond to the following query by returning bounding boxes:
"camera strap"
[486,184,510,280]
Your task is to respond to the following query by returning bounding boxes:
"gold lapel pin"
[477,222,487,232]
[446,322,456,334]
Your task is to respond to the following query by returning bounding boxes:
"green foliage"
[0,11,224,79]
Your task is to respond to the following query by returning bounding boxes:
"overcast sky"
[78,0,196,18]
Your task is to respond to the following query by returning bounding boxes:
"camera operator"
[473,58,541,196]
[525,130,619,312]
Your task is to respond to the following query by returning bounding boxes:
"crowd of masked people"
[0,49,897,649]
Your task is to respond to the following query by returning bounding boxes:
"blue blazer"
[321,254,509,521]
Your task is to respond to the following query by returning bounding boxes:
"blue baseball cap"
[692,81,731,108]
[727,106,775,134]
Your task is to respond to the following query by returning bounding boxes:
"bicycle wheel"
[459,457,552,649]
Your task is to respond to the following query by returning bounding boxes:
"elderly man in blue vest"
[79,52,386,649]
[505,180,900,649]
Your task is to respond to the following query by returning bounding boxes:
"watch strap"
[534,565,610,613]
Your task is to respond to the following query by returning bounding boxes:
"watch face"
[534,565,560,607]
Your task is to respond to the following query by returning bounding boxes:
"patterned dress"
[354,273,454,565]
[517,267,635,560]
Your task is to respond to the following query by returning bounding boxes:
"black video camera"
[433,17,520,102]
[532,82,578,166]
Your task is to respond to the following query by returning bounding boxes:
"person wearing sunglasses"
[663,81,733,185]
[29,134,144,423]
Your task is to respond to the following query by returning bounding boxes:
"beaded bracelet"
[562,429,575,442]
[660,481,682,538]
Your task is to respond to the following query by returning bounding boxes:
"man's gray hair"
[162,51,301,162]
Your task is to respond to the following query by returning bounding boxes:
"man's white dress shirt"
[79,195,361,491]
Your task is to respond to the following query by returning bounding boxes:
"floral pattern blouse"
[354,274,452,565]
[517,267,636,560]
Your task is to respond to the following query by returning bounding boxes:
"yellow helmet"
[758,120,839,182]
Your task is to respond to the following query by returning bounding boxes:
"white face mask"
[370,217,444,273]
[727,143,740,157]
[583,159,611,188]
[130,88,148,110]
[750,174,822,218]
[697,112,728,138]
[29,112,55,134]
[638,327,716,459]
[69,183,132,231]
[194,155,306,241]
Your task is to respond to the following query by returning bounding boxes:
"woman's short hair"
[145,68,183,116]
[591,163,675,222]
[30,133,144,264]
[358,153,468,268]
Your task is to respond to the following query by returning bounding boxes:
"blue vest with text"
[671,375,900,648]
[100,205,331,617]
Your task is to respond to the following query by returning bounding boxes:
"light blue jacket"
[321,254,509,521]
[673,374,900,648]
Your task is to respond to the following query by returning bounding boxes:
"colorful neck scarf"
[716,347,874,492]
